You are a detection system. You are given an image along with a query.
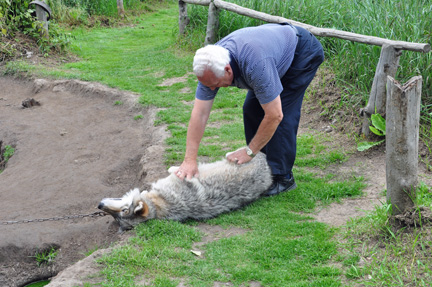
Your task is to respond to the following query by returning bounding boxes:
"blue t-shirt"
[196,23,298,105]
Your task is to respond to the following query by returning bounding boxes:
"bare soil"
[0,73,431,287]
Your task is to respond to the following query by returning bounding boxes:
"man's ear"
[225,64,233,83]
[225,64,232,73]
[134,201,149,217]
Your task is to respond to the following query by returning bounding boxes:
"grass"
[0,144,15,174]
[4,0,432,286]
[33,247,58,267]
[341,185,432,286]
[2,144,14,163]
[47,0,147,19]
[23,281,51,287]
[96,130,361,286]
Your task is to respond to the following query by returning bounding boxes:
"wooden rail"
[178,0,430,215]
[179,0,430,53]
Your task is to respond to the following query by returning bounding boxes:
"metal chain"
[1,211,107,225]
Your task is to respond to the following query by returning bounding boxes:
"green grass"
[47,0,146,18]
[0,144,15,174]
[98,128,363,286]
[340,185,432,286]
[33,247,58,267]
[2,145,15,163]
[23,281,50,287]
[95,129,364,286]
[9,1,432,285]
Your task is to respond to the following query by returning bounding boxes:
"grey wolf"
[98,152,272,231]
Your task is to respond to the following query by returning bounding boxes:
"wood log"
[179,0,432,53]
[182,0,211,6]
[361,45,401,136]
[204,1,220,45]
[385,76,422,215]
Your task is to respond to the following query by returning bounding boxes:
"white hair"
[193,45,230,78]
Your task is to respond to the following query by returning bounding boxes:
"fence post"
[204,0,220,45]
[360,44,401,137]
[178,0,189,35]
[179,0,190,35]
[30,1,52,39]
[117,0,125,18]
[385,75,422,215]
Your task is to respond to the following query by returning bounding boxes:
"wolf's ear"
[134,201,149,217]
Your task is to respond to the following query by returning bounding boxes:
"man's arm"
[226,95,283,164]
[177,98,214,180]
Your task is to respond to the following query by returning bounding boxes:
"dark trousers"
[243,26,324,176]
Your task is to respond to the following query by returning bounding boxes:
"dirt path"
[1,76,431,286]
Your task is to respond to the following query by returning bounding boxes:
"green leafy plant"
[134,114,143,120]
[0,0,74,59]
[33,247,58,266]
[1,144,15,173]
[357,113,386,151]
[1,0,34,37]
[0,2,8,36]
[3,60,34,75]
[2,145,15,163]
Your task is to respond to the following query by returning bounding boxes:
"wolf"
[98,152,272,231]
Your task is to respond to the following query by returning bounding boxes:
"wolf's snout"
[97,202,105,210]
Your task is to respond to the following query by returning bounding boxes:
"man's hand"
[226,148,253,165]
[175,159,199,180]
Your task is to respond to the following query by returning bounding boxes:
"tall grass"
[186,0,432,130]
[53,0,144,16]
[47,0,146,22]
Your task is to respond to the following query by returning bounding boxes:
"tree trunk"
[361,45,401,136]
[204,1,220,45]
[386,76,422,215]
[117,0,125,18]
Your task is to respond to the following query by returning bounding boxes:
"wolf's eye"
[122,208,129,214]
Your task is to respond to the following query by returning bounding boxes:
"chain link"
[1,211,107,225]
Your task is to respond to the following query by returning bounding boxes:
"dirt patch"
[0,76,168,286]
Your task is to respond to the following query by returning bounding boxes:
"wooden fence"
[178,0,431,215]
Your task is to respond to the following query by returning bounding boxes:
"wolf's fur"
[98,152,272,231]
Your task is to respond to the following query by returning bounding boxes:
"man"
[175,23,324,196]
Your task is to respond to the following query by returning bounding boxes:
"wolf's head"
[98,188,151,231]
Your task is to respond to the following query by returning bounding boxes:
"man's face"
[197,65,233,90]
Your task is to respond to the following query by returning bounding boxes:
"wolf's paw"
[168,166,179,174]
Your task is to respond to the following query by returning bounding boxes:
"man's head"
[193,45,233,90]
